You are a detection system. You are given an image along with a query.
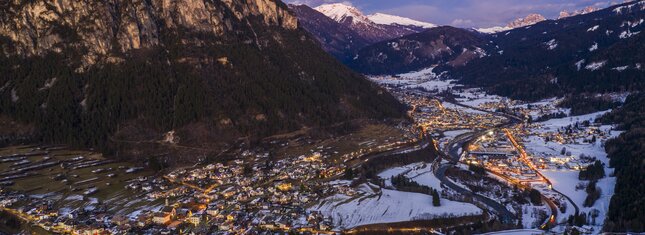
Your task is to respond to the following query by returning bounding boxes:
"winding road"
[434,130,517,224]
[430,100,521,224]
[430,99,577,230]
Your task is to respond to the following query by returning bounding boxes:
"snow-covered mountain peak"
[314,3,371,25]
[367,13,437,28]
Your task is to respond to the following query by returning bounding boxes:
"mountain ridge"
[451,0,645,101]
[312,3,427,43]
[348,26,488,75]
[0,0,406,162]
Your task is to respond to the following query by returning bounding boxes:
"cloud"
[451,19,473,27]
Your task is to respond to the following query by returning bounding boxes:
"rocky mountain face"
[288,4,370,61]
[478,13,547,33]
[558,6,599,19]
[0,0,405,162]
[348,26,488,75]
[0,0,297,64]
[506,13,547,28]
[313,3,424,43]
[449,0,645,100]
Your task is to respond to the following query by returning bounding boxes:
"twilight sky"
[286,0,624,28]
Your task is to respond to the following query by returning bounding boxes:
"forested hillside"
[598,93,645,232]
[348,26,488,75]
[0,0,405,161]
[449,1,645,101]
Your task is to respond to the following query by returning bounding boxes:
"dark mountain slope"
[289,4,370,62]
[597,93,645,232]
[450,0,645,100]
[348,26,489,75]
[0,0,405,162]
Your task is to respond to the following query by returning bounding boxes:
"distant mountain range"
[478,5,601,33]
[289,3,436,61]
[450,0,645,100]
[294,0,645,102]
[312,3,436,43]
[347,26,488,75]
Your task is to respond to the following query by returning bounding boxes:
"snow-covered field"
[524,111,620,233]
[370,67,458,93]
[511,97,571,120]
[481,229,545,235]
[312,163,481,229]
[452,88,506,110]
[542,170,616,226]
[378,163,442,189]
[442,102,488,115]
[525,110,621,163]
[312,184,481,229]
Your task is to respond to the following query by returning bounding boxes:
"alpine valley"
[0,0,643,234]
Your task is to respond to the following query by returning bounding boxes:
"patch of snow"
[388,41,400,50]
[65,195,84,201]
[587,25,600,32]
[576,59,586,71]
[10,88,18,102]
[367,13,436,28]
[477,26,512,34]
[619,30,640,39]
[544,39,558,50]
[481,229,545,235]
[398,67,437,80]
[474,47,488,58]
[589,42,598,52]
[612,65,629,71]
[39,77,58,91]
[613,1,645,14]
[585,61,607,71]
